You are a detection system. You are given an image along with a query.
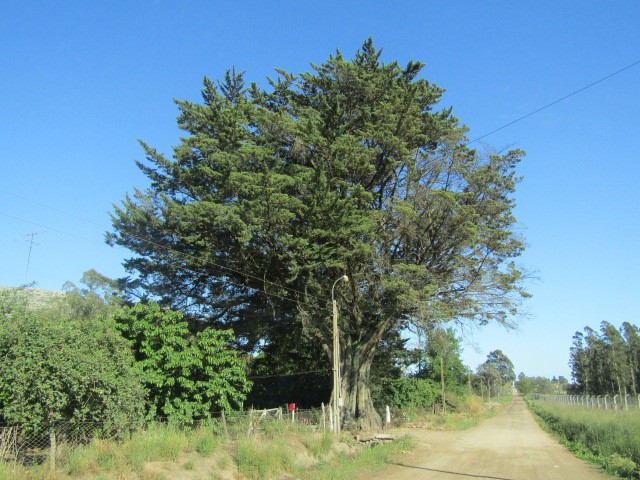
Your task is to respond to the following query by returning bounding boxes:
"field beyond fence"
[530,397,640,478]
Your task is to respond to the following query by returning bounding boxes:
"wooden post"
[329,406,334,433]
[246,409,254,438]
[614,394,619,411]
[221,410,229,439]
[49,428,56,471]
[604,395,609,410]
[321,403,326,434]
[385,405,391,426]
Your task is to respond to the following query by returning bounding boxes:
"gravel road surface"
[368,396,609,479]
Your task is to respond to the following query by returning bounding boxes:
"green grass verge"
[529,399,640,478]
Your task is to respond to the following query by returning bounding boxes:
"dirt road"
[369,397,609,480]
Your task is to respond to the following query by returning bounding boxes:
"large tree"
[108,39,528,428]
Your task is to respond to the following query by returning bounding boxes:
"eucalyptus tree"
[621,322,640,394]
[108,39,528,428]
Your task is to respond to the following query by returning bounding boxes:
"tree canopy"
[108,39,528,428]
[570,321,640,395]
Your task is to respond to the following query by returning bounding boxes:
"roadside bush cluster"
[0,288,251,430]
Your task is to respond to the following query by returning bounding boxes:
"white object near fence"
[385,405,391,425]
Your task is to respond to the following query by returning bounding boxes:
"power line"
[247,369,326,380]
[0,188,327,303]
[468,58,640,144]
[0,210,323,306]
[2,57,638,297]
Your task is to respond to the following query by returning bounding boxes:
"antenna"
[23,231,45,282]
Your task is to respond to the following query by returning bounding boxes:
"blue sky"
[2,1,639,380]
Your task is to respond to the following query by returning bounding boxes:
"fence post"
[597,395,601,409]
[246,409,254,438]
[49,427,56,471]
[221,410,229,439]
[328,407,334,433]
[614,394,619,411]
[604,395,609,410]
[624,394,629,410]
[321,403,326,434]
[385,405,391,426]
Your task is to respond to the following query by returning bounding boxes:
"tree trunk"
[333,332,382,430]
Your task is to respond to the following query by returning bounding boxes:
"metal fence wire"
[0,406,338,468]
[534,393,640,410]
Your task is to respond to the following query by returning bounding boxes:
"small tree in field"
[108,39,528,428]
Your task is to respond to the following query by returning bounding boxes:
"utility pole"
[23,231,45,283]
[331,274,349,435]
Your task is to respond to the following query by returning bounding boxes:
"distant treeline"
[570,321,640,395]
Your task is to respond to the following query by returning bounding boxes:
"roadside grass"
[235,437,300,479]
[0,397,502,480]
[529,399,640,478]
[308,435,414,480]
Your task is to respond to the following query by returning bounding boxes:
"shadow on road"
[390,463,513,480]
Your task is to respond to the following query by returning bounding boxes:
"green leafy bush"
[112,302,252,421]
[0,289,146,432]
[373,377,439,410]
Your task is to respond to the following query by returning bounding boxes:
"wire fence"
[0,405,345,469]
[534,393,640,411]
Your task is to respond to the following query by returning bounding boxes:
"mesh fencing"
[0,407,331,467]
[534,393,640,410]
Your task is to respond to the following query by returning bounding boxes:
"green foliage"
[484,349,516,384]
[373,377,440,410]
[570,321,640,395]
[112,302,251,421]
[236,439,297,480]
[473,349,515,399]
[108,39,528,426]
[0,289,146,432]
[531,400,640,478]
[516,372,567,395]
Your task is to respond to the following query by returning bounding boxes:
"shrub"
[373,377,439,410]
[0,289,147,433]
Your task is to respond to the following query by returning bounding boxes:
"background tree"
[108,40,528,428]
[485,349,516,385]
[422,327,467,413]
[474,363,502,400]
[112,302,251,420]
[569,321,640,396]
